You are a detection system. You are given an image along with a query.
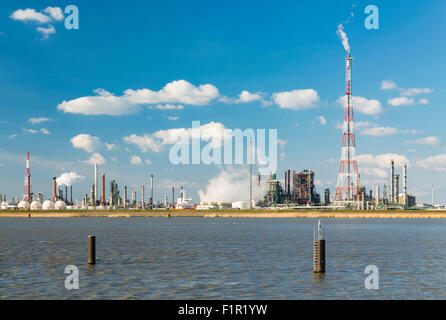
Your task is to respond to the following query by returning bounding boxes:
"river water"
[0,217,445,299]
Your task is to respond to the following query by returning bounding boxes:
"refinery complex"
[0,54,430,212]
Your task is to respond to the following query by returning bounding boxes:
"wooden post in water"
[313,220,325,273]
[88,235,96,265]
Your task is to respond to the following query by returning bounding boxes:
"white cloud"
[417,154,446,172]
[272,89,319,110]
[149,104,184,110]
[56,172,85,186]
[123,134,163,153]
[337,96,383,115]
[23,128,50,135]
[83,152,106,165]
[37,24,55,39]
[57,80,220,115]
[401,88,433,96]
[317,116,327,125]
[360,167,387,179]
[356,153,409,168]
[418,98,429,105]
[10,8,51,23]
[28,117,52,124]
[167,116,179,121]
[144,159,152,165]
[71,134,102,153]
[360,126,399,136]
[236,90,263,103]
[388,97,416,106]
[380,80,398,90]
[43,7,64,21]
[130,155,142,165]
[105,143,119,151]
[406,136,440,146]
[40,128,50,135]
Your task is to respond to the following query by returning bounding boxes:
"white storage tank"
[42,200,56,210]
[55,200,67,210]
[30,201,43,210]
[18,200,30,210]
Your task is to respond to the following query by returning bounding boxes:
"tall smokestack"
[284,171,287,194]
[25,151,31,202]
[94,163,98,203]
[172,186,175,204]
[141,186,145,209]
[101,173,105,205]
[390,160,395,203]
[375,185,379,206]
[65,186,68,203]
[52,177,57,202]
[287,169,291,196]
[150,174,154,205]
[394,174,399,205]
[70,185,73,203]
[123,185,127,208]
[403,164,407,206]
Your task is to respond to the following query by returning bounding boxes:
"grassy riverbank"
[1,209,446,218]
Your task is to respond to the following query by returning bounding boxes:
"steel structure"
[334,54,361,206]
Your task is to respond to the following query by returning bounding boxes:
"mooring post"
[88,235,96,265]
[313,220,325,273]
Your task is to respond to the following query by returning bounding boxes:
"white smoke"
[56,172,85,186]
[336,24,350,53]
[198,167,267,203]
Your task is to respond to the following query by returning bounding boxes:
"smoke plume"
[56,172,85,186]
[198,167,266,203]
[336,24,350,53]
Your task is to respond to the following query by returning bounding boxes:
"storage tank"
[42,200,56,210]
[55,200,67,210]
[18,200,30,210]
[30,201,43,210]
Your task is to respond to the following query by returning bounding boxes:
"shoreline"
[1,210,446,218]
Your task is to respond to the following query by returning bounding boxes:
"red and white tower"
[334,54,361,206]
[24,151,31,202]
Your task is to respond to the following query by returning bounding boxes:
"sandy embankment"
[1,210,446,218]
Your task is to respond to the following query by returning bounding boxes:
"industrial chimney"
[52,177,57,202]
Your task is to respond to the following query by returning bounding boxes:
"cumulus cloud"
[198,168,266,202]
[388,97,416,107]
[105,143,119,151]
[130,155,142,165]
[144,159,152,165]
[123,134,163,153]
[380,80,398,90]
[83,152,106,165]
[124,121,231,153]
[337,96,383,115]
[406,136,440,146]
[71,134,102,153]
[356,153,409,168]
[272,89,319,110]
[56,172,85,186]
[36,24,55,39]
[57,80,220,115]
[167,116,179,121]
[10,8,51,23]
[43,7,64,21]
[28,117,52,124]
[417,154,446,172]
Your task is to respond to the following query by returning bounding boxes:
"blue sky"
[1,0,446,204]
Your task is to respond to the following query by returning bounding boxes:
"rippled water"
[0,217,445,299]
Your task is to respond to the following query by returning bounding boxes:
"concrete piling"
[313,220,325,273]
[88,235,96,265]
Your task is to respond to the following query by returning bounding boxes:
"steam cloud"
[336,24,350,53]
[198,168,266,203]
[56,172,85,186]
